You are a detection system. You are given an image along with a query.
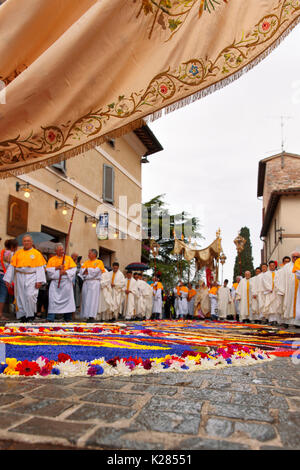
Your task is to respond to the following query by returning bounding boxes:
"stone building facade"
[257,152,300,263]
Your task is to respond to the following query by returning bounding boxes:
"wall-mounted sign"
[97,213,109,240]
[7,195,28,237]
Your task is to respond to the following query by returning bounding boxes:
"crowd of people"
[0,235,300,327]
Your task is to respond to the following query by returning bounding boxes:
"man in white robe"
[4,235,46,322]
[109,262,126,321]
[177,281,189,319]
[122,271,137,320]
[46,244,77,322]
[173,283,180,318]
[152,276,163,319]
[218,279,232,320]
[98,270,114,322]
[250,267,262,322]
[136,273,148,320]
[231,276,242,320]
[143,276,153,320]
[236,271,253,322]
[277,252,300,328]
[255,263,268,323]
[261,260,283,325]
[209,282,219,321]
[293,254,300,327]
[79,249,105,321]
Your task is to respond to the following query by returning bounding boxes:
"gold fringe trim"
[2,14,300,178]
[1,118,146,179]
[146,14,300,122]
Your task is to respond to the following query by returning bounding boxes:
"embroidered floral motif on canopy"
[0,0,299,177]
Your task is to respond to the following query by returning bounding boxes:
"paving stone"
[80,390,142,407]
[0,381,41,394]
[157,373,205,387]
[205,418,234,438]
[29,384,87,399]
[0,411,27,429]
[0,394,24,407]
[181,388,232,404]
[130,384,178,396]
[10,398,74,417]
[235,422,276,442]
[177,437,250,450]
[86,427,164,450]
[208,403,274,423]
[144,396,202,414]
[75,378,127,390]
[9,417,92,445]
[232,392,288,409]
[134,409,200,435]
[276,411,300,449]
[66,404,137,422]
[259,445,285,450]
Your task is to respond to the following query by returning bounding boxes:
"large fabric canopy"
[173,236,223,270]
[0,0,299,177]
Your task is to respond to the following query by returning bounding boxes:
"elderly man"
[4,235,46,322]
[277,251,300,328]
[236,271,253,322]
[261,260,283,326]
[79,249,105,322]
[46,243,77,322]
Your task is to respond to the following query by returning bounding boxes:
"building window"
[103,164,114,204]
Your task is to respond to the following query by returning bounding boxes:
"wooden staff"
[58,194,78,288]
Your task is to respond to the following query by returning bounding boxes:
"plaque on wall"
[7,195,28,237]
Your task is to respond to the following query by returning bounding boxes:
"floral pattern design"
[0,1,299,173]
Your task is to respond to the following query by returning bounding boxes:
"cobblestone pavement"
[0,356,300,450]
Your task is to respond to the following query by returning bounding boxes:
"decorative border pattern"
[0,1,299,174]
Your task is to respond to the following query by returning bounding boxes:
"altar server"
[218,279,232,320]
[177,281,189,319]
[231,276,242,319]
[4,235,46,322]
[79,249,105,321]
[209,282,219,320]
[187,283,197,317]
[46,243,77,322]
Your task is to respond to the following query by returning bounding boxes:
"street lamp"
[16,182,33,198]
[234,233,246,276]
[55,200,69,215]
[220,252,227,284]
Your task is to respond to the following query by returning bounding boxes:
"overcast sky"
[142,25,300,284]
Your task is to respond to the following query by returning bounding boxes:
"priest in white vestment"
[123,271,138,320]
[236,271,253,322]
[218,279,232,320]
[135,273,148,319]
[293,255,300,327]
[79,249,105,321]
[109,262,126,321]
[231,276,242,319]
[98,270,113,321]
[143,276,153,320]
[152,276,164,319]
[255,263,268,322]
[261,261,283,325]
[277,252,300,327]
[250,267,262,322]
[4,235,46,321]
[46,244,77,322]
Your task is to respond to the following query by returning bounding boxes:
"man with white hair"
[236,271,253,322]
[261,260,283,326]
[277,251,300,328]
[79,249,105,322]
[4,235,46,322]
[46,243,77,322]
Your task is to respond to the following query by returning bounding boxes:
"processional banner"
[0,0,299,177]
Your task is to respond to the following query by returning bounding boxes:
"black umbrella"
[16,232,54,246]
[125,262,149,271]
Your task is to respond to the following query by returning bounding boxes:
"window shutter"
[103,164,114,203]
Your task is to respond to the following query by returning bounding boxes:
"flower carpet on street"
[0,320,298,378]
